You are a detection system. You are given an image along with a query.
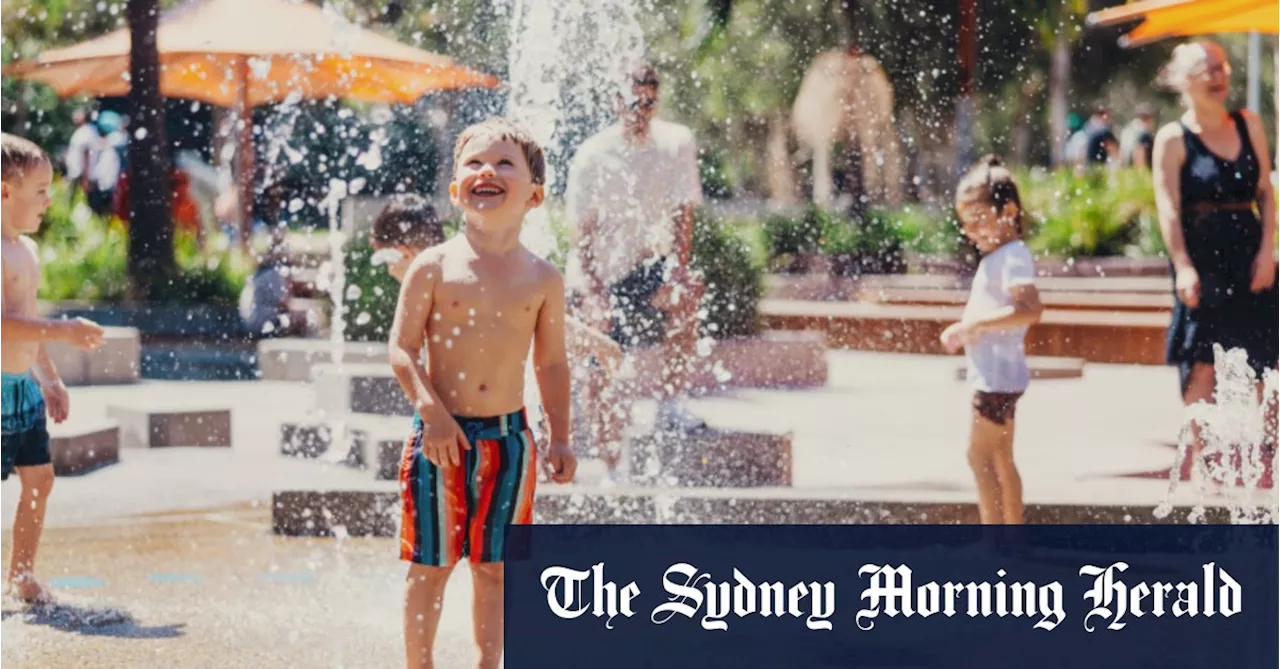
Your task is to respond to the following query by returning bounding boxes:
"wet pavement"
[1,506,472,669]
[0,351,1273,666]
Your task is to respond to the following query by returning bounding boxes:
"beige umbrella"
[3,0,499,237]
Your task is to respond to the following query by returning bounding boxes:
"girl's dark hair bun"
[980,154,1005,168]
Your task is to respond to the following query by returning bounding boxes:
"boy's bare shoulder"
[525,249,564,288]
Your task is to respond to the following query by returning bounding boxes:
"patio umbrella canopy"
[3,0,499,236]
[1087,0,1278,47]
[2,0,498,105]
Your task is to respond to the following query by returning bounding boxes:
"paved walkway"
[1,351,1274,666]
[3,351,1267,529]
[2,508,441,669]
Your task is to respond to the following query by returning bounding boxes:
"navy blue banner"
[504,525,1277,669]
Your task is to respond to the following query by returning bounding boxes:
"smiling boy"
[388,118,576,669]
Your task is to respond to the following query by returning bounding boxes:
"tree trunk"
[953,0,977,174]
[840,0,861,51]
[1010,72,1042,165]
[1048,37,1071,166]
[127,0,174,302]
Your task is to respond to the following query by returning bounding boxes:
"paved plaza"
[2,351,1273,666]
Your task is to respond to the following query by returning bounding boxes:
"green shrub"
[692,209,763,340]
[761,205,828,271]
[36,181,130,302]
[341,232,403,343]
[1019,167,1162,258]
[36,177,249,305]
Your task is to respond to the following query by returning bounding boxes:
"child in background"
[1,134,106,602]
[941,155,1044,525]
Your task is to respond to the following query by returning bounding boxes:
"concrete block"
[46,327,140,386]
[48,422,119,476]
[257,339,388,382]
[272,490,400,537]
[271,485,1257,537]
[312,363,413,417]
[280,416,408,478]
[627,331,827,394]
[628,428,792,488]
[108,406,231,448]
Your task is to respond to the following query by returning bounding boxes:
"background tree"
[126,0,174,300]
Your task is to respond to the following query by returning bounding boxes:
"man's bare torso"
[1,236,41,374]
[422,238,552,418]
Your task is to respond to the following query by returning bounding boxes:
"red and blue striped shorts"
[398,408,537,566]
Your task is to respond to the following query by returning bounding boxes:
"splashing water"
[321,178,350,462]
[505,0,647,451]
[1154,345,1279,524]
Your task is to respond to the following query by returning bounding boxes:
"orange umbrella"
[1086,0,1278,47]
[3,0,499,237]
[2,0,498,105]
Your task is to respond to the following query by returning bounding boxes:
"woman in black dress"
[1152,41,1278,464]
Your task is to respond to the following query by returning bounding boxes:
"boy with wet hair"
[372,193,625,467]
[389,118,576,669]
[2,133,105,603]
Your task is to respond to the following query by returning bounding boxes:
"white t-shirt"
[564,119,703,288]
[64,124,100,181]
[962,240,1036,393]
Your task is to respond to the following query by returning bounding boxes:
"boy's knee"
[471,562,504,587]
[19,466,55,498]
[407,563,453,590]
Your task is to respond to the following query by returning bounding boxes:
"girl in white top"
[940,155,1045,525]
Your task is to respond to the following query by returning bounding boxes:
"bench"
[854,287,1173,311]
[765,273,1173,302]
[759,299,1169,364]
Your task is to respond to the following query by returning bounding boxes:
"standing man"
[1121,103,1157,169]
[566,62,706,478]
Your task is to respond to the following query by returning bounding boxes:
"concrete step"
[107,405,232,448]
[760,299,1168,364]
[281,415,407,481]
[270,485,1268,537]
[48,420,120,476]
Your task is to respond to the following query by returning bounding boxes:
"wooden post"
[235,57,254,249]
[955,0,978,172]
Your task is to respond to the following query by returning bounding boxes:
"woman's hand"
[1250,248,1277,293]
[1175,265,1201,308]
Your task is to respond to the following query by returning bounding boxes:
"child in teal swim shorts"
[2,134,105,602]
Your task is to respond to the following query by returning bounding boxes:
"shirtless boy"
[1,133,105,602]
[372,193,624,459]
[387,119,576,669]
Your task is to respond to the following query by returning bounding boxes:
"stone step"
[628,428,792,487]
[270,486,1263,537]
[261,332,828,391]
[280,416,407,481]
[257,339,389,382]
[857,287,1173,312]
[44,326,141,386]
[760,300,1168,365]
[107,405,232,448]
[313,363,413,417]
[48,421,120,476]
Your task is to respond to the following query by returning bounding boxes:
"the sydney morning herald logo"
[539,561,1242,632]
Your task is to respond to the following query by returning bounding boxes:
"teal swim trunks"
[2,372,51,481]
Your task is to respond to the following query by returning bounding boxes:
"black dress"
[1166,111,1279,391]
